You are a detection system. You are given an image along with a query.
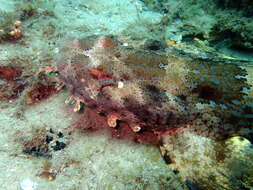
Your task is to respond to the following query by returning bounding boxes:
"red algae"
[27,82,60,105]
[74,108,160,145]
[0,65,26,100]
[110,122,160,145]
[0,66,22,81]
[88,67,114,80]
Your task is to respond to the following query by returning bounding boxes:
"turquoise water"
[0,0,252,190]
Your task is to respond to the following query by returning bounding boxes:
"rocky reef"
[141,0,253,54]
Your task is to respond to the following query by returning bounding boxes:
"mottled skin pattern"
[54,36,194,143]
[54,35,252,144]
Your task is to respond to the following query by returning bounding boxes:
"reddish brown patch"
[27,82,59,104]
[23,136,49,154]
[0,65,26,101]
[122,74,131,80]
[37,171,56,181]
[74,108,160,145]
[0,66,22,81]
[154,125,189,136]
[37,160,56,181]
[100,83,117,91]
[111,122,160,145]
[74,108,108,131]
[88,67,112,80]
[98,37,117,47]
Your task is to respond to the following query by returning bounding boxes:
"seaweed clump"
[26,72,63,105]
[19,2,38,21]
[0,63,26,100]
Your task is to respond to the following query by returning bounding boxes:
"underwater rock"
[210,13,253,50]
[219,0,253,10]
[142,0,253,52]
[161,132,253,190]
